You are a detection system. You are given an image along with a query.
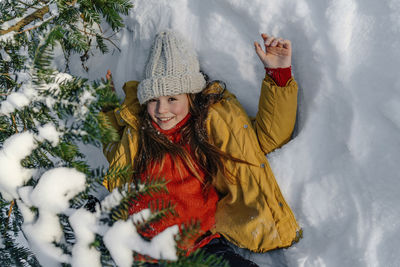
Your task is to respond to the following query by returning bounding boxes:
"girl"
[102,30,301,266]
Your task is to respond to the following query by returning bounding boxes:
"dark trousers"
[144,236,259,267]
[201,237,259,267]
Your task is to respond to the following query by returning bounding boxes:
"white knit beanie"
[137,30,206,104]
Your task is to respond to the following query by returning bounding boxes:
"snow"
[1,0,399,266]
[68,0,400,266]
[21,168,86,266]
[0,49,11,61]
[29,167,86,213]
[0,71,73,116]
[0,84,37,115]
[54,72,73,85]
[23,210,70,266]
[0,123,62,201]
[100,187,125,211]
[103,210,179,267]
[70,209,101,267]
[0,2,58,42]
[0,132,37,200]
[80,90,95,105]
[37,123,61,146]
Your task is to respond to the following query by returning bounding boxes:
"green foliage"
[175,220,202,255]
[167,250,229,267]
[0,1,132,266]
[0,1,226,266]
[103,164,132,185]
[0,200,40,266]
[106,177,172,222]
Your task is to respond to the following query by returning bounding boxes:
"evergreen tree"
[0,1,227,266]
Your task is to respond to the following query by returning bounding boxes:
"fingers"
[106,69,112,80]
[254,41,262,52]
[261,33,268,41]
[264,35,275,46]
[261,33,290,48]
[281,39,291,50]
[103,69,116,92]
[254,41,265,58]
[268,37,284,47]
[271,38,282,47]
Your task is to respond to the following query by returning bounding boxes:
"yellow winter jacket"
[102,74,301,252]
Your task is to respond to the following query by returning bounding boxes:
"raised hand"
[102,69,116,92]
[254,33,292,69]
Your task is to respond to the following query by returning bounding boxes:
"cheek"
[147,103,155,117]
[174,103,189,117]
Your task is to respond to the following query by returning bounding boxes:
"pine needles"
[0,1,228,266]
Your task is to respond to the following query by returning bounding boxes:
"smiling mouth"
[157,117,174,123]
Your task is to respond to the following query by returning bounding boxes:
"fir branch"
[6,201,15,227]
[91,233,115,266]
[0,236,40,266]
[59,214,75,246]
[175,220,201,255]
[0,5,50,35]
[16,14,56,35]
[108,178,170,222]
[55,141,79,162]
[141,200,176,225]
[0,75,13,83]
[75,28,121,52]
[15,0,38,9]
[103,164,131,185]
[79,0,133,31]
[33,26,64,70]
[10,114,18,133]
[71,159,90,174]
[168,250,229,267]
[139,178,170,197]
[97,112,120,144]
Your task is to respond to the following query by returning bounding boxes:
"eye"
[168,97,177,101]
[148,98,157,103]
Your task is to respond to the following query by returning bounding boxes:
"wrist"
[263,61,291,69]
[265,66,292,87]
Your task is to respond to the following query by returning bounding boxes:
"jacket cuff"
[265,66,292,87]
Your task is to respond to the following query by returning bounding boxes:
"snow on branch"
[0,128,180,265]
[21,167,86,265]
[0,2,59,41]
[103,211,179,267]
[0,132,37,200]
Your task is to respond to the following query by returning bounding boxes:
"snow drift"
[69,0,400,266]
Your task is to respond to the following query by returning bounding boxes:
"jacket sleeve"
[253,74,298,154]
[101,81,141,191]
[101,108,125,163]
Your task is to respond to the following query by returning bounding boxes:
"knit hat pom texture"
[137,30,206,104]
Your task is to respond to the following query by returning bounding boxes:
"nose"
[156,99,168,114]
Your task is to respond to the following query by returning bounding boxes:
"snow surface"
[67,0,400,266]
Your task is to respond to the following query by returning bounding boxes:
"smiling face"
[146,94,190,130]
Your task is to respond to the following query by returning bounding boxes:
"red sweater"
[266,66,292,86]
[129,114,219,252]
